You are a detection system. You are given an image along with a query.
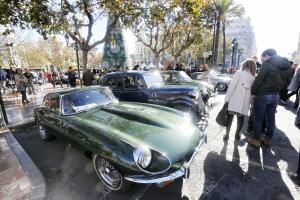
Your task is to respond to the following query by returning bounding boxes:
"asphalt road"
[12,95,300,200]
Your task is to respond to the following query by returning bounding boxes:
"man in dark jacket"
[248,49,292,147]
[82,68,94,86]
[67,67,77,87]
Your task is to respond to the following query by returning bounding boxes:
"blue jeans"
[253,94,279,140]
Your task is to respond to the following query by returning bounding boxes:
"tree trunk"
[82,49,88,71]
[222,22,226,68]
[213,15,221,67]
[155,54,160,70]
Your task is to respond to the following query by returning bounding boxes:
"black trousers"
[20,91,28,103]
[226,114,244,136]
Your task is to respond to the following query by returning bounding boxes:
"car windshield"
[178,71,192,81]
[61,88,117,115]
[143,72,165,88]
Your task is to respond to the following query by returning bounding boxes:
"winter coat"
[288,67,300,92]
[15,74,28,92]
[251,56,292,96]
[82,70,94,86]
[225,70,255,116]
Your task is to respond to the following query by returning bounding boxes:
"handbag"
[216,103,230,127]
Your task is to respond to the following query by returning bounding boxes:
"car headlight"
[188,90,200,99]
[133,147,152,168]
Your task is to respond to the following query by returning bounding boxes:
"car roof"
[102,70,159,77]
[47,86,107,96]
[161,70,180,74]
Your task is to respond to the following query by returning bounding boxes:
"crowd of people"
[223,48,299,148]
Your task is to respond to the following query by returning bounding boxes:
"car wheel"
[93,154,131,192]
[37,121,52,141]
[217,83,226,91]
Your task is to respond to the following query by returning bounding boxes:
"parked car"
[34,87,206,192]
[31,72,43,85]
[100,71,206,122]
[161,70,216,104]
[191,71,233,91]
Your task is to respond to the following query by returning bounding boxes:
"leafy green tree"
[212,0,244,66]
[124,0,207,69]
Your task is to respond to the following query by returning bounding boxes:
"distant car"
[161,70,216,104]
[191,71,233,91]
[34,87,206,192]
[31,72,43,85]
[100,71,206,122]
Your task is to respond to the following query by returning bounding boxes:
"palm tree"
[212,0,244,67]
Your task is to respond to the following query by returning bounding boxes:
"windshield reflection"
[62,88,118,115]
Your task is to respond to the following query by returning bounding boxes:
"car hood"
[69,102,201,162]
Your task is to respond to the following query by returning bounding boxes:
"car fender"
[167,97,198,110]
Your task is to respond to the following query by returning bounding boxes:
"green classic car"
[34,87,206,192]
[161,70,216,104]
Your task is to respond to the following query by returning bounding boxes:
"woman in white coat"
[223,59,257,140]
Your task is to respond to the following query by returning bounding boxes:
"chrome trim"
[125,167,185,184]
[125,131,207,184]
[132,147,172,175]
[183,131,206,169]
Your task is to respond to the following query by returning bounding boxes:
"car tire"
[174,104,198,123]
[93,154,131,193]
[217,83,227,91]
[37,120,52,141]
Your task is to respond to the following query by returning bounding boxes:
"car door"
[122,74,148,102]
[43,94,64,135]
[105,76,125,100]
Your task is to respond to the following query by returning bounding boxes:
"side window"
[162,74,176,83]
[124,75,142,90]
[107,77,123,90]
[45,94,60,114]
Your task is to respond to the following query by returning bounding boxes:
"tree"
[16,43,49,68]
[168,2,216,63]
[58,0,138,71]
[124,0,206,69]
[212,0,244,66]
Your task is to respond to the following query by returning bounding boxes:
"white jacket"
[224,70,255,116]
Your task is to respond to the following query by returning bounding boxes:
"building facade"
[133,41,155,66]
[225,17,257,67]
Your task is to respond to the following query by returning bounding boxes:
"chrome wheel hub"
[96,157,122,190]
[39,124,46,138]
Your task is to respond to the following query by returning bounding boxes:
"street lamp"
[237,49,243,68]
[231,39,238,67]
[64,34,82,86]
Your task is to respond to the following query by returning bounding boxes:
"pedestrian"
[0,66,7,94]
[248,49,292,147]
[82,68,94,86]
[14,68,29,104]
[52,70,63,88]
[47,71,52,83]
[279,61,295,104]
[23,68,35,95]
[67,67,77,87]
[223,59,256,140]
[284,63,300,107]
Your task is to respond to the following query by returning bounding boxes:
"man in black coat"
[67,67,77,87]
[248,49,292,147]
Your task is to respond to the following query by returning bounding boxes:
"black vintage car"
[100,71,206,121]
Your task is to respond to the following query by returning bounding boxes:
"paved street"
[11,94,300,200]
[3,84,68,125]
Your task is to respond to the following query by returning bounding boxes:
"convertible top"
[47,86,108,96]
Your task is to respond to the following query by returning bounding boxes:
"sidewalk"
[3,84,67,126]
[0,127,46,200]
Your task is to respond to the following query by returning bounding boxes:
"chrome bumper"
[125,131,207,184]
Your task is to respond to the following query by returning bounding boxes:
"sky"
[21,0,300,58]
[235,0,300,57]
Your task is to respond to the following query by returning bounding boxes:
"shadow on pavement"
[199,127,297,200]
